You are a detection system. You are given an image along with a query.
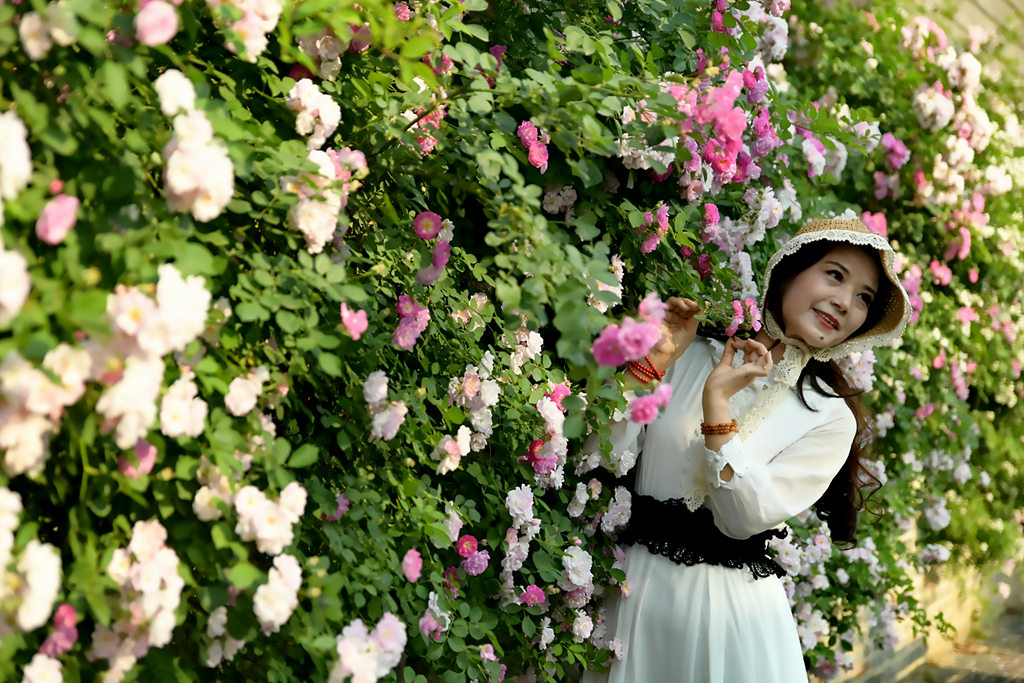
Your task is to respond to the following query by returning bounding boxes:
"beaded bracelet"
[626,363,651,383]
[625,355,665,384]
[700,419,739,435]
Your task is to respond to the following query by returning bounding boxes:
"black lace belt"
[619,493,787,580]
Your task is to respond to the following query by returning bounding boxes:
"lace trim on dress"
[620,493,787,580]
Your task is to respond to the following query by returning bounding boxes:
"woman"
[586,218,912,682]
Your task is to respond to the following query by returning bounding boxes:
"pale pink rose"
[135,0,178,47]
[118,438,157,478]
[402,548,423,582]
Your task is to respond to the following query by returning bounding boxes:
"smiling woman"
[586,218,912,683]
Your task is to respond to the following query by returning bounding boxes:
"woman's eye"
[859,293,873,305]
[827,269,843,281]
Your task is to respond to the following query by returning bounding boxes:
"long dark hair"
[761,240,892,546]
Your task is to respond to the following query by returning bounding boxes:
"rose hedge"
[0,0,1022,682]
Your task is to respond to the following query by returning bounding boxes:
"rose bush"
[0,0,1021,681]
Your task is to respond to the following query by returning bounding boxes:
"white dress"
[583,338,856,683]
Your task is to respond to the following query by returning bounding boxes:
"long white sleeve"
[702,401,856,539]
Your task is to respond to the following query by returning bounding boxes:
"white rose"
[154,69,196,116]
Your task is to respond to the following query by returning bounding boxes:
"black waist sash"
[620,493,787,580]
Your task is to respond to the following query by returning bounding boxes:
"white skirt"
[583,546,809,683]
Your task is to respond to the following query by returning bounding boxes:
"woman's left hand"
[703,337,773,404]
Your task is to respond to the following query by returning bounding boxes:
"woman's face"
[780,244,881,349]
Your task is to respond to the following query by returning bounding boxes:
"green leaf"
[318,352,342,377]
[289,444,319,468]
[226,562,264,590]
[100,61,129,110]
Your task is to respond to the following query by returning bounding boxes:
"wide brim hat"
[760,217,912,362]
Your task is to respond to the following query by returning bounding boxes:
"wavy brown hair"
[762,240,891,546]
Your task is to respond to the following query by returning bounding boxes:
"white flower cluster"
[560,545,595,609]
[162,110,235,222]
[364,370,408,441]
[297,27,350,80]
[587,253,624,314]
[501,484,540,582]
[541,184,577,214]
[836,350,876,392]
[1,488,62,639]
[432,426,472,475]
[225,365,269,417]
[509,323,543,375]
[286,79,341,150]
[96,264,211,449]
[617,102,677,171]
[253,553,302,633]
[328,613,407,683]
[600,486,632,534]
[204,606,246,667]
[918,542,951,566]
[794,601,830,652]
[234,481,307,555]
[91,520,184,683]
[205,0,282,61]
[912,83,956,132]
[736,2,789,63]
[160,370,208,438]
[446,352,500,452]
[21,653,63,683]
[281,149,352,255]
[0,111,32,228]
[0,344,90,477]
[0,242,30,324]
[17,3,76,61]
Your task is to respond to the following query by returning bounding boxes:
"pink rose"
[519,584,546,606]
[402,548,423,582]
[456,534,477,558]
[616,317,660,361]
[118,439,157,478]
[340,302,368,340]
[135,0,179,47]
[413,211,442,239]
[628,393,661,424]
[591,323,626,366]
[36,194,80,245]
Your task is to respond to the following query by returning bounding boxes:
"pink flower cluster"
[628,383,672,425]
[40,603,78,657]
[136,0,182,47]
[393,295,430,349]
[637,204,670,253]
[35,193,79,245]
[456,533,490,576]
[340,303,369,340]
[413,212,453,286]
[407,103,447,156]
[591,293,665,366]
[861,211,887,238]
[723,297,762,336]
[517,120,549,173]
[880,132,910,169]
[91,520,184,682]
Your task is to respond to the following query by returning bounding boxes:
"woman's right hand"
[649,297,701,371]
